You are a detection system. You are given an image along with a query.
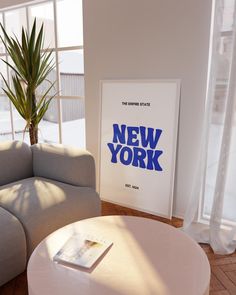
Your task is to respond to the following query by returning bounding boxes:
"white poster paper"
[99,80,180,218]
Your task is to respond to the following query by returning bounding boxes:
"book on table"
[53,233,113,269]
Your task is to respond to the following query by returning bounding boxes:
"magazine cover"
[53,234,113,269]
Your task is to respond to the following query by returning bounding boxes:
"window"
[202,0,236,223]
[0,0,85,148]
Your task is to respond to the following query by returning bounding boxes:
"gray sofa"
[0,141,101,286]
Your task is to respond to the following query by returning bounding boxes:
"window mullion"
[53,0,63,144]
[2,12,15,140]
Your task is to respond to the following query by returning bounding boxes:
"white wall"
[83,0,213,218]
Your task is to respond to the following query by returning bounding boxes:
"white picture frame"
[99,79,180,218]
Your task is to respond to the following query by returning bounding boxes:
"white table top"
[27,216,210,295]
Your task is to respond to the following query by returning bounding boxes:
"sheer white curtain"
[183,0,236,254]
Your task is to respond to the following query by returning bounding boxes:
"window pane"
[212,0,234,125]
[39,98,60,144]
[28,2,55,49]
[12,106,28,143]
[1,58,27,142]
[61,98,85,148]
[223,124,236,222]
[36,51,58,143]
[5,8,27,40]
[222,0,234,32]
[57,0,83,47]
[6,56,21,91]
[0,96,12,141]
[0,58,7,95]
[59,50,84,96]
[36,52,57,97]
[14,133,29,144]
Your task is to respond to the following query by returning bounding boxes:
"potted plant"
[0,19,56,145]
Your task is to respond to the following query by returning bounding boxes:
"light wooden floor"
[1,201,236,295]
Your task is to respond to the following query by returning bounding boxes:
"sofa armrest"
[31,143,96,189]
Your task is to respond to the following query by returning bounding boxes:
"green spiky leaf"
[0,18,56,144]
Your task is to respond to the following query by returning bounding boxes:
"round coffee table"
[27,216,210,295]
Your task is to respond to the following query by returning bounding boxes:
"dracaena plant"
[0,19,56,145]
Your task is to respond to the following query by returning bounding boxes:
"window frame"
[0,0,84,144]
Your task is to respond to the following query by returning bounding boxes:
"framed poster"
[99,80,180,218]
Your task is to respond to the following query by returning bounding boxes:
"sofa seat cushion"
[0,177,100,257]
[0,207,26,286]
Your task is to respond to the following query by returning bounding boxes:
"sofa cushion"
[0,207,26,286]
[0,141,33,186]
[31,143,96,188]
[0,177,100,257]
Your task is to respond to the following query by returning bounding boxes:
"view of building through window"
[0,0,85,148]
